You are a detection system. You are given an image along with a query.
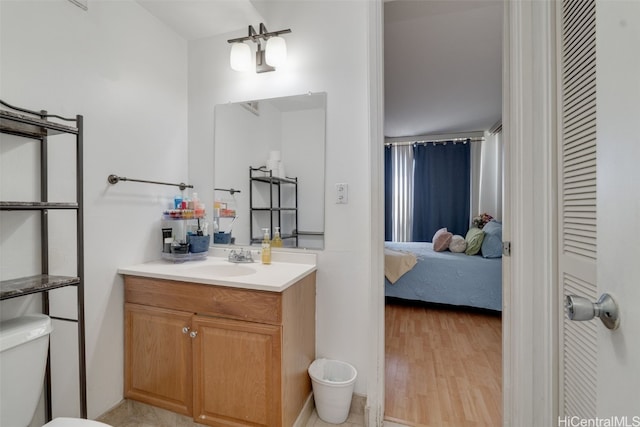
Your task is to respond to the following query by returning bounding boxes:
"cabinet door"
[124,303,193,416]
[192,315,282,427]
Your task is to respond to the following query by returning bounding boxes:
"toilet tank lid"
[0,314,52,353]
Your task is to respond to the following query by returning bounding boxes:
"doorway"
[381,1,504,424]
[373,1,640,425]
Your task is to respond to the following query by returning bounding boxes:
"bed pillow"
[432,228,453,252]
[481,220,503,258]
[465,227,485,255]
[449,235,467,253]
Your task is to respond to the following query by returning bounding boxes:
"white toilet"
[0,314,111,427]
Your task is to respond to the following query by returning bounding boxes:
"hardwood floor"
[384,300,502,426]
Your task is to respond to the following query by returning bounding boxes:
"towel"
[384,248,418,284]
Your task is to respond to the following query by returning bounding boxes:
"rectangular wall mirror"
[213,92,326,250]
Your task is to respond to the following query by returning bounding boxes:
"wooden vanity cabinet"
[124,272,315,427]
[124,304,193,416]
[192,316,281,426]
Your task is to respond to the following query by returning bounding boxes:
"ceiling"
[135,0,263,40]
[135,0,503,139]
[384,0,502,139]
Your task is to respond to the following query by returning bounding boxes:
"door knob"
[189,331,198,339]
[565,293,620,330]
[182,326,190,334]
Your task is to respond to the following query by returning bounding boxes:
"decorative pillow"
[481,220,503,258]
[449,235,467,253]
[432,227,446,242]
[432,228,453,252]
[464,227,485,255]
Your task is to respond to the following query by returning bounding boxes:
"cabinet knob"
[189,331,198,339]
[182,327,190,334]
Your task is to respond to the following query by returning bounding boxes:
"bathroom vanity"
[119,253,316,427]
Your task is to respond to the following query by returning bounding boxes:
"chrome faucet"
[228,248,254,263]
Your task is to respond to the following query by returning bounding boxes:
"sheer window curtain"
[471,130,503,221]
[384,145,414,241]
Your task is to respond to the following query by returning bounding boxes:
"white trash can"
[308,358,358,424]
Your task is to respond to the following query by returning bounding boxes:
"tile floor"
[96,399,368,427]
[307,410,365,427]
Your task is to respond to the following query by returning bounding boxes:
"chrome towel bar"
[107,174,192,191]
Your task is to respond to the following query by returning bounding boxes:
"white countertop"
[118,248,317,292]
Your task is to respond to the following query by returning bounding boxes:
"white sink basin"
[186,264,256,278]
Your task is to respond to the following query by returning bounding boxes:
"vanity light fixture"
[227,23,291,73]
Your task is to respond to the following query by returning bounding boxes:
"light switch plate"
[336,183,348,204]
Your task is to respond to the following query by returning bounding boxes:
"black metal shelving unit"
[0,99,86,420]
[249,166,298,247]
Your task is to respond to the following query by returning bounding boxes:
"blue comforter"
[384,242,502,311]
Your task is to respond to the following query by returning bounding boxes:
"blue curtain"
[412,142,470,240]
[384,146,392,241]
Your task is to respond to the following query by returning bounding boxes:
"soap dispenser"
[261,228,271,265]
[271,226,283,248]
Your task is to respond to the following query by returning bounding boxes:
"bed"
[384,241,502,311]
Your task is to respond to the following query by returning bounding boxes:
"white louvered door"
[558,0,640,419]
[558,0,598,417]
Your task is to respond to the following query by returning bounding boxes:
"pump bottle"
[271,226,283,248]
[261,228,271,264]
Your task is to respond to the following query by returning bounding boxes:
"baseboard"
[293,393,314,427]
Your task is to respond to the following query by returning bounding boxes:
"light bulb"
[230,43,251,72]
[265,36,287,67]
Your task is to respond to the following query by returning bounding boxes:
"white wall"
[0,0,188,420]
[282,108,325,249]
[213,103,271,244]
[188,1,372,394]
[595,0,640,415]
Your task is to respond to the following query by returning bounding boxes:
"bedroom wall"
[188,0,373,395]
[0,0,188,419]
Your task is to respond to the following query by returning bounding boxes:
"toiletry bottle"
[261,228,271,265]
[271,226,283,247]
[193,192,205,218]
[162,228,173,253]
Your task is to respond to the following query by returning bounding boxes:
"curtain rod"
[385,131,485,146]
[384,136,484,147]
